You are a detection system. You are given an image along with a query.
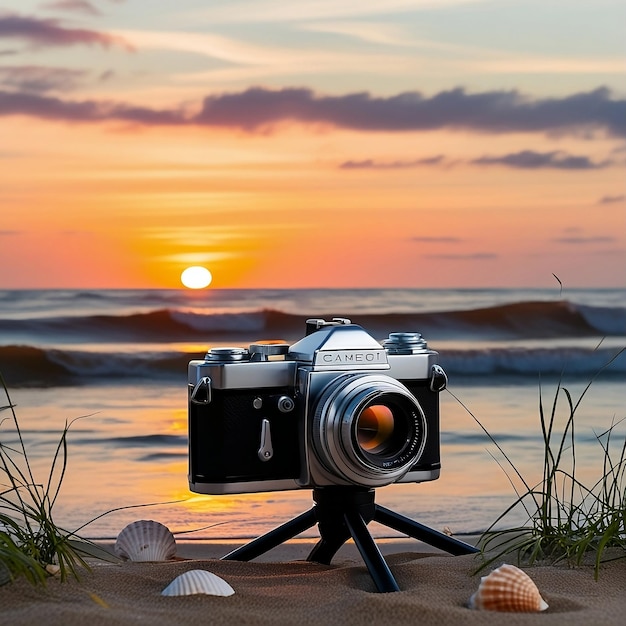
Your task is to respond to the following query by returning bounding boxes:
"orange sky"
[1,1,624,289]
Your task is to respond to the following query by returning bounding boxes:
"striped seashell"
[161,569,235,597]
[469,564,548,612]
[114,520,176,562]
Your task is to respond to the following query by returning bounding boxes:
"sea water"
[0,288,624,540]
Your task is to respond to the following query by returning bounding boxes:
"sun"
[181,266,213,289]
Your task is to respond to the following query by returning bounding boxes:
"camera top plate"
[288,323,389,371]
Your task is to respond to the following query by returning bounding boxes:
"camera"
[188,318,447,495]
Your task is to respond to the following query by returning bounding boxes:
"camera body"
[188,318,446,495]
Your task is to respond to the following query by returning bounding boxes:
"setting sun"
[181,266,213,289]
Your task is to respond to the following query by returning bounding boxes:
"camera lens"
[356,404,395,453]
[311,374,427,488]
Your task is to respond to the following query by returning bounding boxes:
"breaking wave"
[0,300,623,344]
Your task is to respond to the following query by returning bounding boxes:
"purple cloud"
[424,253,497,260]
[340,149,612,171]
[0,90,186,124]
[472,150,610,169]
[553,236,616,244]
[195,86,626,137]
[340,156,445,169]
[0,12,130,49]
[0,86,624,138]
[598,194,625,204]
[0,65,87,93]
[410,236,463,243]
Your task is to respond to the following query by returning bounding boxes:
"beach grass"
[0,375,222,587]
[0,374,100,585]
[452,347,625,579]
[2,337,624,586]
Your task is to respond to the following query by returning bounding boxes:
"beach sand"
[1,539,625,625]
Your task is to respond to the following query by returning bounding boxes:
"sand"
[1,539,625,625]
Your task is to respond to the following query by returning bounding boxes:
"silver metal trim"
[188,360,296,389]
[190,377,212,405]
[429,364,448,392]
[397,467,440,483]
[189,478,301,494]
[313,349,388,369]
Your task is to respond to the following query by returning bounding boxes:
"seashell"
[45,563,61,577]
[161,569,235,597]
[469,563,548,612]
[114,520,176,562]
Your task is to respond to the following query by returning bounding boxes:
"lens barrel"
[311,374,427,487]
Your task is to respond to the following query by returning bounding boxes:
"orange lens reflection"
[357,405,395,452]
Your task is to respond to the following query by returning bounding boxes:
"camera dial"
[206,347,250,361]
[383,332,428,354]
[249,341,290,361]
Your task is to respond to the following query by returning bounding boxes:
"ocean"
[0,288,624,543]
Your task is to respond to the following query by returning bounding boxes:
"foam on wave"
[1,343,623,387]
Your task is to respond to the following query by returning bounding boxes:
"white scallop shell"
[469,563,548,612]
[161,569,235,597]
[114,520,176,562]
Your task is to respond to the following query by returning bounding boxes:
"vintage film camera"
[187,318,447,495]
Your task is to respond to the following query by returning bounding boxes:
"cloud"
[0,65,88,93]
[194,87,626,136]
[0,12,131,49]
[472,150,611,170]
[0,230,21,236]
[42,1,101,16]
[341,156,444,169]
[553,236,616,244]
[0,85,624,139]
[424,252,497,260]
[341,150,611,171]
[410,236,463,243]
[0,90,186,124]
[598,194,625,204]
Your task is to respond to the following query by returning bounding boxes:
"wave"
[0,300,624,344]
[439,346,626,377]
[1,343,623,387]
[0,345,191,387]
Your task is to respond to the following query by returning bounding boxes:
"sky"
[0,0,624,289]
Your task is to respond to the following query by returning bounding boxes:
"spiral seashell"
[161,569,235,597]
[469,563,548,612]
[114,520,177,562]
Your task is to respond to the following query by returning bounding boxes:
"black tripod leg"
[307,533,349,565]
[223,508,317,562]
[374,505,478,556]
[344,511,400,593]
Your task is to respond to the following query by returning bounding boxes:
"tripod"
[223,487,478,592]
